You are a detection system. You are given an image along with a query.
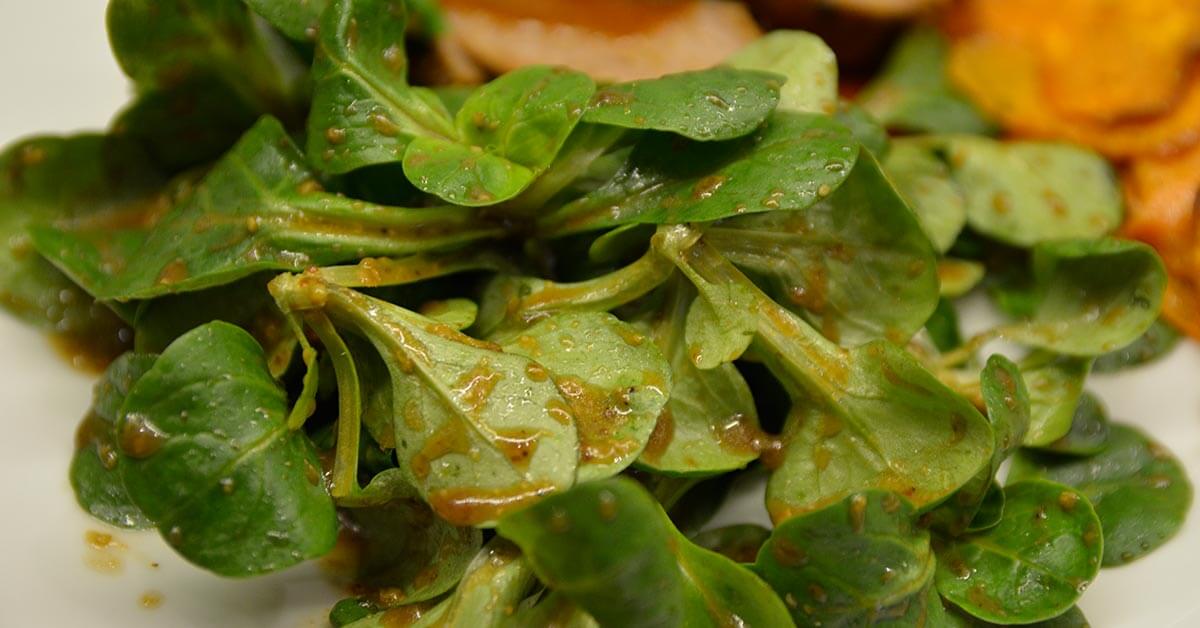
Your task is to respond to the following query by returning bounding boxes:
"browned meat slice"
[441,0,762,82]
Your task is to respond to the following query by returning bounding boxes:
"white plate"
[2,4,1198,627]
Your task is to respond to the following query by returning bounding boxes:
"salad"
[0,1,1194,626]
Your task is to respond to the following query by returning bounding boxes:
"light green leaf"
[727,31,837,115]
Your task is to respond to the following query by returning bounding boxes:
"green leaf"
[70,353,157,529]
[116,322,336,576]
[306,0,457,174]
[1021,353,1092,447]
[883,138,966,253]
[503,592,599,628]
[929,355,1030,536]
[31,117,500,301]
[538,112,858,236]
[857,26,995,135]
[1010,424,1193,567]
[403,66,595,206]
[111,75,262,172]
[497,311,671,482]
[339,499,481,602]
[107,0,295,114]
[634,278,763,475]
[582,67,781,141]
[1005,239,1165,356]
[704,150,939,346]
[726,31,837,115]
[691,524,771,564]
[345,539,536,628]
[934,480,1102,625]
[754,491,935,626]
[244,0,325,41]
[272,277,579,526]
[0,133,161,340]
[937,137,1123,248]
[1036,392,1111,456]
[497,477,793,628]
[657,231,991,521]
[1093,319,1181,373]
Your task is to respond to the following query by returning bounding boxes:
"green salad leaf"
[115,322,336,576]
[498,477,793,628]
[1011,424,1193,566]
[727,30,838,115]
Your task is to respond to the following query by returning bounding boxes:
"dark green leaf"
[857,26,995,135]
[70,353,157,529]
[727,30,837,115]
[835,101,890,158]
[538,112,857,236]
[705,150,939,346]
[934,480,1102,624]
[116,322,336,576]
[497,311,671,482]
[692,524,771,564]
[32,117,500,301]
[403,66,595,205]
[306,0,457,173]
[112,75,262,172]
[1010,424,1193,566]
[755,491,934,626]
[582,67,781,141]
[244,0,325,41]
[0,133,161,339]
[634,278,763,475]
[1037,392,1111,456]
[928,355,1029,536]
[272,276,579,526]
[340,499,481,601]
[107,0,295,114]
[1092,319,1181,373]
[498,477,793,628]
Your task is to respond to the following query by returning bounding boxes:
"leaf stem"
[305,311,363,499]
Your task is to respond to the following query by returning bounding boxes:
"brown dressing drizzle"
[428,482,556,526]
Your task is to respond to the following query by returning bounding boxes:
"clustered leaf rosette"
[0,1,1191,625]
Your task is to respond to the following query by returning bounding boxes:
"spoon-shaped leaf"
[31,117,502,301]
[634,277,764,475]
[1010,424,1193,566]
[934,137,1123,248]
[1020,353,1091,447]
[272,275,579,526]
[498,477,793,628]
[727,31,837,115]
[403,66,594,206]
[934,480,1102,625]
[496,311,671,482]
[582,67,782,140]
[116,322,337,576]
[704,149,939,346]
[1035,392,1111,456]
[537,112,857,237]
[754,491,935,626]
[70,353,157,529]
[306,0,458,174]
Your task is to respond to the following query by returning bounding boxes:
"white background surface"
[1,3,1198,627]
